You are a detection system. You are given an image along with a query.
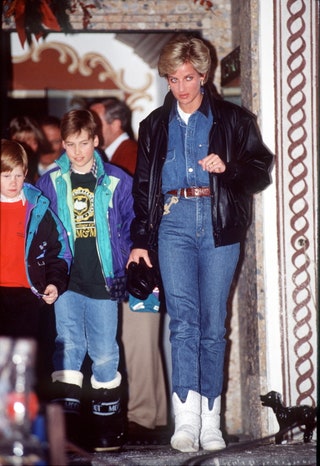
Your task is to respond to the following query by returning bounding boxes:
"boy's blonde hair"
[1,139,28,174]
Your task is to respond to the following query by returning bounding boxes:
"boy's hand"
[41,284,58,304]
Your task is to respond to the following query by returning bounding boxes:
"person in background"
[9,115,52,184]
[0,138,71,403]
[127,34,274,453]
[89,98,168,444]
[89,98,136,173]
[39,115,63,175]
[36,109,134,451]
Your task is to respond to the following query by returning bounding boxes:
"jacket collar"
[23,182,46,206]
[164,89,211,123]
[56,150,106,179]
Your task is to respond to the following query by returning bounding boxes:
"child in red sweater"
[0,138,71,401]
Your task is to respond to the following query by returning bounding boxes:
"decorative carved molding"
[12,41,153,94]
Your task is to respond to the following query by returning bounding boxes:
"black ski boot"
[51,380,81,445]
[88,384,125,451]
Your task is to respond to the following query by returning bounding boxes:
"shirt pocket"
[162,149,180,192]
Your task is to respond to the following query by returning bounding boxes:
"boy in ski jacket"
[0,138,71,400]
[36,109,134,451]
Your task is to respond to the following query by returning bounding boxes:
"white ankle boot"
[171,390,201,452]
[200,395,226,451]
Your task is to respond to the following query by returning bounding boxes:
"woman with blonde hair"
[127,34,274,453]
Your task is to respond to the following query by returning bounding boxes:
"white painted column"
[259,0,318,435]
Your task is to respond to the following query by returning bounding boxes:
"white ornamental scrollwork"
[12,41,153,96]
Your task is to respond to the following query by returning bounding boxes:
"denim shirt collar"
[169,91,211,122]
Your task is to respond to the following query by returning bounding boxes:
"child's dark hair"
[1,139,28,173]
[60,109,97,141]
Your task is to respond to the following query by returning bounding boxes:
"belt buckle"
[182,188,188,198]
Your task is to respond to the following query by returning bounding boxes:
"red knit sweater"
[0,201,29,287]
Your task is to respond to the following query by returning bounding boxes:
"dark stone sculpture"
[260,391,317,444]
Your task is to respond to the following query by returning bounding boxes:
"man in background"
[90,98,136,174]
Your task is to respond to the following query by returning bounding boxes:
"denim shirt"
[161,93,214,194]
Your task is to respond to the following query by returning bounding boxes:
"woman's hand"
[127,248,152,268]
[199,153,226,173]
[41,284,58,304]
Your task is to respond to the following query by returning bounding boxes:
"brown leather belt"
[167,187,212,198]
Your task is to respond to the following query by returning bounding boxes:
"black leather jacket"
[131,85,274,255]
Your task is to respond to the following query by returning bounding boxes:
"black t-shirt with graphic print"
[68,171,110,299]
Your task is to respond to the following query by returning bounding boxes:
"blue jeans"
[158,195,240,405]
[53,290,119,383]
